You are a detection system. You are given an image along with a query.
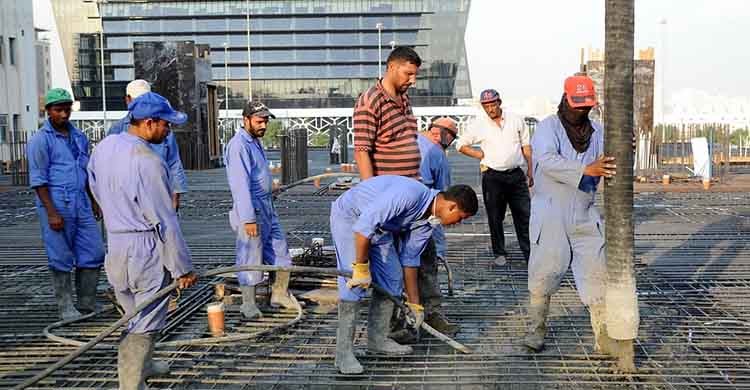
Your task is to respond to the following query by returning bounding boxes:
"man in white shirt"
[456,89,533,266]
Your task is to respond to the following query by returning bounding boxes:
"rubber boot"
[144,333,170,378]
[240,285,263,319]
[367,290,412,355]
[50,269,82,321]
[270,271,299,309]
[75,267,101,314]
[612,338,637,373]
[425,311,459,336]
[117,333,151,390]
[523,294,550,352]
[335,300,364,374]
[589,303,616,355]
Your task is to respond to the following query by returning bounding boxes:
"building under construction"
[1,151,749,389]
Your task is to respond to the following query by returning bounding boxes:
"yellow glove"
[405,302,425,329]
[346,262,372,289]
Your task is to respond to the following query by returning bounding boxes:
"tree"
[604,0,639,373]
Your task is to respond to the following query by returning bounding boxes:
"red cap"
[564,76,597,108]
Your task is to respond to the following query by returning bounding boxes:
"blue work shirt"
[333,175,439,267]
[417,134,450,259]
[224,128,272,229]
[108,113,188,194]
[87,132,193,279]
[28,119,91,203]
[417,134,451,191]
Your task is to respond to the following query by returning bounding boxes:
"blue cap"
[128,92,188,125]
[479,89,501,103]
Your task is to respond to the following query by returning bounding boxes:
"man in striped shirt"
[353,46,422,179]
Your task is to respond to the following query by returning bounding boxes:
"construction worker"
[108,79,187,211]
[354,46,422,180]
[224,100,298,320]
[28,88,105,321]
[523,75,619,357]
[456,89,533,266]
[88,91,198,389]
[392,117,460,342]
[333,175,478,374]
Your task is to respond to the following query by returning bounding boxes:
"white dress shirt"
[456,110,530,171]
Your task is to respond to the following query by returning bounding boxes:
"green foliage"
[730,128,749,146]
[265,120,282,148]
[310,132,329,147]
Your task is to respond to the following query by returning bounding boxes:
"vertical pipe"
[98,1,107,129]
[251,0,253,100]
[376,23,383,79]
[224,43,229,118]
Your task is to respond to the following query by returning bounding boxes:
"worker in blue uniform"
[332,175,478,374]
[107,79,187,211]
[523,75,619,357]
[393,117,460,341]
[224,100,298,320]
[28,88,105,321]
[88,91,198,390]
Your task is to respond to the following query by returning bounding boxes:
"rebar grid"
[1,154,749,389]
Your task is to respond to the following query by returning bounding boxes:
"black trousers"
[481,167,531,260]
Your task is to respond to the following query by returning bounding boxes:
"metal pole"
[376,23,383,79]
[223,42,229,118]
[246,0,252,100]
[98,1,107,128]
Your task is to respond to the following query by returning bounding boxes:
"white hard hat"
[126,79,151,99]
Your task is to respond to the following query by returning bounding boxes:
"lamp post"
[96,0,107,128]
[389,40,396,50]
[251,0,253,100]
[223,42,229,119]
[376,22,383,79]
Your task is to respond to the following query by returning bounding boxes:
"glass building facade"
[74,0,472,110]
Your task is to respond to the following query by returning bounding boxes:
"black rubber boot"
[335,300,364,374]
[75,267,101,314]
[50,269,82,321]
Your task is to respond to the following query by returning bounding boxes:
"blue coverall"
[224,128,292,287]
[417,134,450,259]
[528,115,606,306]
[28,119,105,272]
[108,114,188,194]
[88,132,193,333]
[331,175,438,302]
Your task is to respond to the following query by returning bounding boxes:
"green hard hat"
[45,88,73,107]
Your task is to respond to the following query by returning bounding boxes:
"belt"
[485,166,521,174]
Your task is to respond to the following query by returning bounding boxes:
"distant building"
[36,34,52,123]
[0,0,39,160]
[71,0,473,110]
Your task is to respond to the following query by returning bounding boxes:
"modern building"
[0,0,39,160]
[72,0,472,111]
[35,34,53,124]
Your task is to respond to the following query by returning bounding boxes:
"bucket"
[207,302,225,337]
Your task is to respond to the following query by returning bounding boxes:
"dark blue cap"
[128,92,188,125]
[479,89,501,103]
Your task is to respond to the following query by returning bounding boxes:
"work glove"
[405,302,425,329]
[346,262,372,289]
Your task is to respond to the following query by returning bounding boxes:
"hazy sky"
[464,0,750,101]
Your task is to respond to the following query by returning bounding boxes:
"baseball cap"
[430,117,458,149]
[242,100,276,119]
[564,75,598,108]
[128,92,188,125]
[126,79,151,99]
[45,88,74,107]
[479,89,500,104]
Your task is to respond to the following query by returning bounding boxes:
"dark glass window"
[263,34,292,47]
[329,33,358,46]
[107,36,130,49]
[296,33,326,46]
[110,52,132,65]
[296,17,326,30]
[296,49,325,62]
[329,16,357,29]
[329,49,359,61]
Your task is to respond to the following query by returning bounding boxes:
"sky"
[464,0,750,103]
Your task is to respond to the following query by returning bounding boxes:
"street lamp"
[85,0,108,128]
[251,0,253,100]
[223,42,229,119]
[389,40,396,50]
[376,22,383,79]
